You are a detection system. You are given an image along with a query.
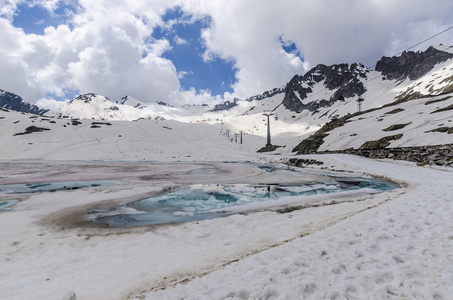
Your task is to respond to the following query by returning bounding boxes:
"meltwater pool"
[91,175,398,228]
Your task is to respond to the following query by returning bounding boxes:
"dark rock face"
[157,101,173,107]
[375,46,453,81]
[117,96,146,109]
[13,125,51,136]
[339,144,453,167]
[244,87,285,102]
[282,63,368,112]
[210,85,286,113]
[70,93,110,104]
[358,134,404,150]
[210,87,286,112]
[292,115,352,154]
[256,144,282,153]
[286,158,324,167]
[290,144,453,167]
[210,99,239,112]
[0,89,48,115]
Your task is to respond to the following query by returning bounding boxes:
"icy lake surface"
[0,199,20,212]
[0,180,121,194]
[0,180,120,211]
[92,175,398,227]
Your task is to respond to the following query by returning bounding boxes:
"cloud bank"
[1,0,453,107]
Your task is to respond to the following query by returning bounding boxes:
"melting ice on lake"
[0,180,121,194]
[92,176,398,228]
[0,180,120,211]
[0,199,20,212]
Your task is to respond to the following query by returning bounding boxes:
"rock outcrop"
[0,89,49,115]
[375,46,453,81]
[282,63,368,112]
[330,144,453,167]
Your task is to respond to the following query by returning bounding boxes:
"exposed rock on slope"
[116,95,146,109]
[0,89,49,115]
[282,63,368,112]
[376,46,453,81]
[292,89,453,166]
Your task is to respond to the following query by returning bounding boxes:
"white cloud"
[169,87,223,105]
[174,35,188,45]
[0,18,46,101]
[0,1,180,104]
[34,0,60,12]
[177,70,193,79]
[1,0,453,107]
[0,0,21,21]
[36,97,66,109]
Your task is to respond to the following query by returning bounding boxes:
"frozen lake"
[91,170,398,227]
[2,157,452,300]
[0,160,398,225]
[0,180,120,212]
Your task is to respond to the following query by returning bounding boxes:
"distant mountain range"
[2,45,453,124]
[2,45,453,163]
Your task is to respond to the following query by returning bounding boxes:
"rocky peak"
[70,93,111,104]
[244,87,285,102]
[282,63,368,112]
[375,46,453,81]
[210,99,239,112]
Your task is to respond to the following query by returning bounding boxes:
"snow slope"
[319,92,453,151]
[0,107,275,161]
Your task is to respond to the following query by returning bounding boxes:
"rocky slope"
[375,45,453,81]
[0,89,48,115]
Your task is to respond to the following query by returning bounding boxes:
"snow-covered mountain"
[116,95,147,109]
[49,93,212,122]
[201,45,453,151]
[290,45,453,157]
[0,89,49,115]
[2,44,453,162]
[39,45,453,129]
[211,45,453,117]
[49,93,155,121]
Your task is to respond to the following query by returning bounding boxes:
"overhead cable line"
[367,25,453,70]
[277,25,453,105]
[393,25,453,57]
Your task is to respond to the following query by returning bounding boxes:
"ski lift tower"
[357,96,364,112]
[263,111,274,146]
[220,119,225,135]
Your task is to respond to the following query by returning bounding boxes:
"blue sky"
[11,4,238,100]
[12,2,77,35]
[1,0,452,108]
[152,7,237,96]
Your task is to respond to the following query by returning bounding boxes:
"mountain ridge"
[1,44,453,165]
[3,45,453,123]
[0,89,49,115]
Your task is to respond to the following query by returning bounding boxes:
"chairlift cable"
[275,26,453,105]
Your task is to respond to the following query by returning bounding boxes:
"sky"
[1,0,453,109]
